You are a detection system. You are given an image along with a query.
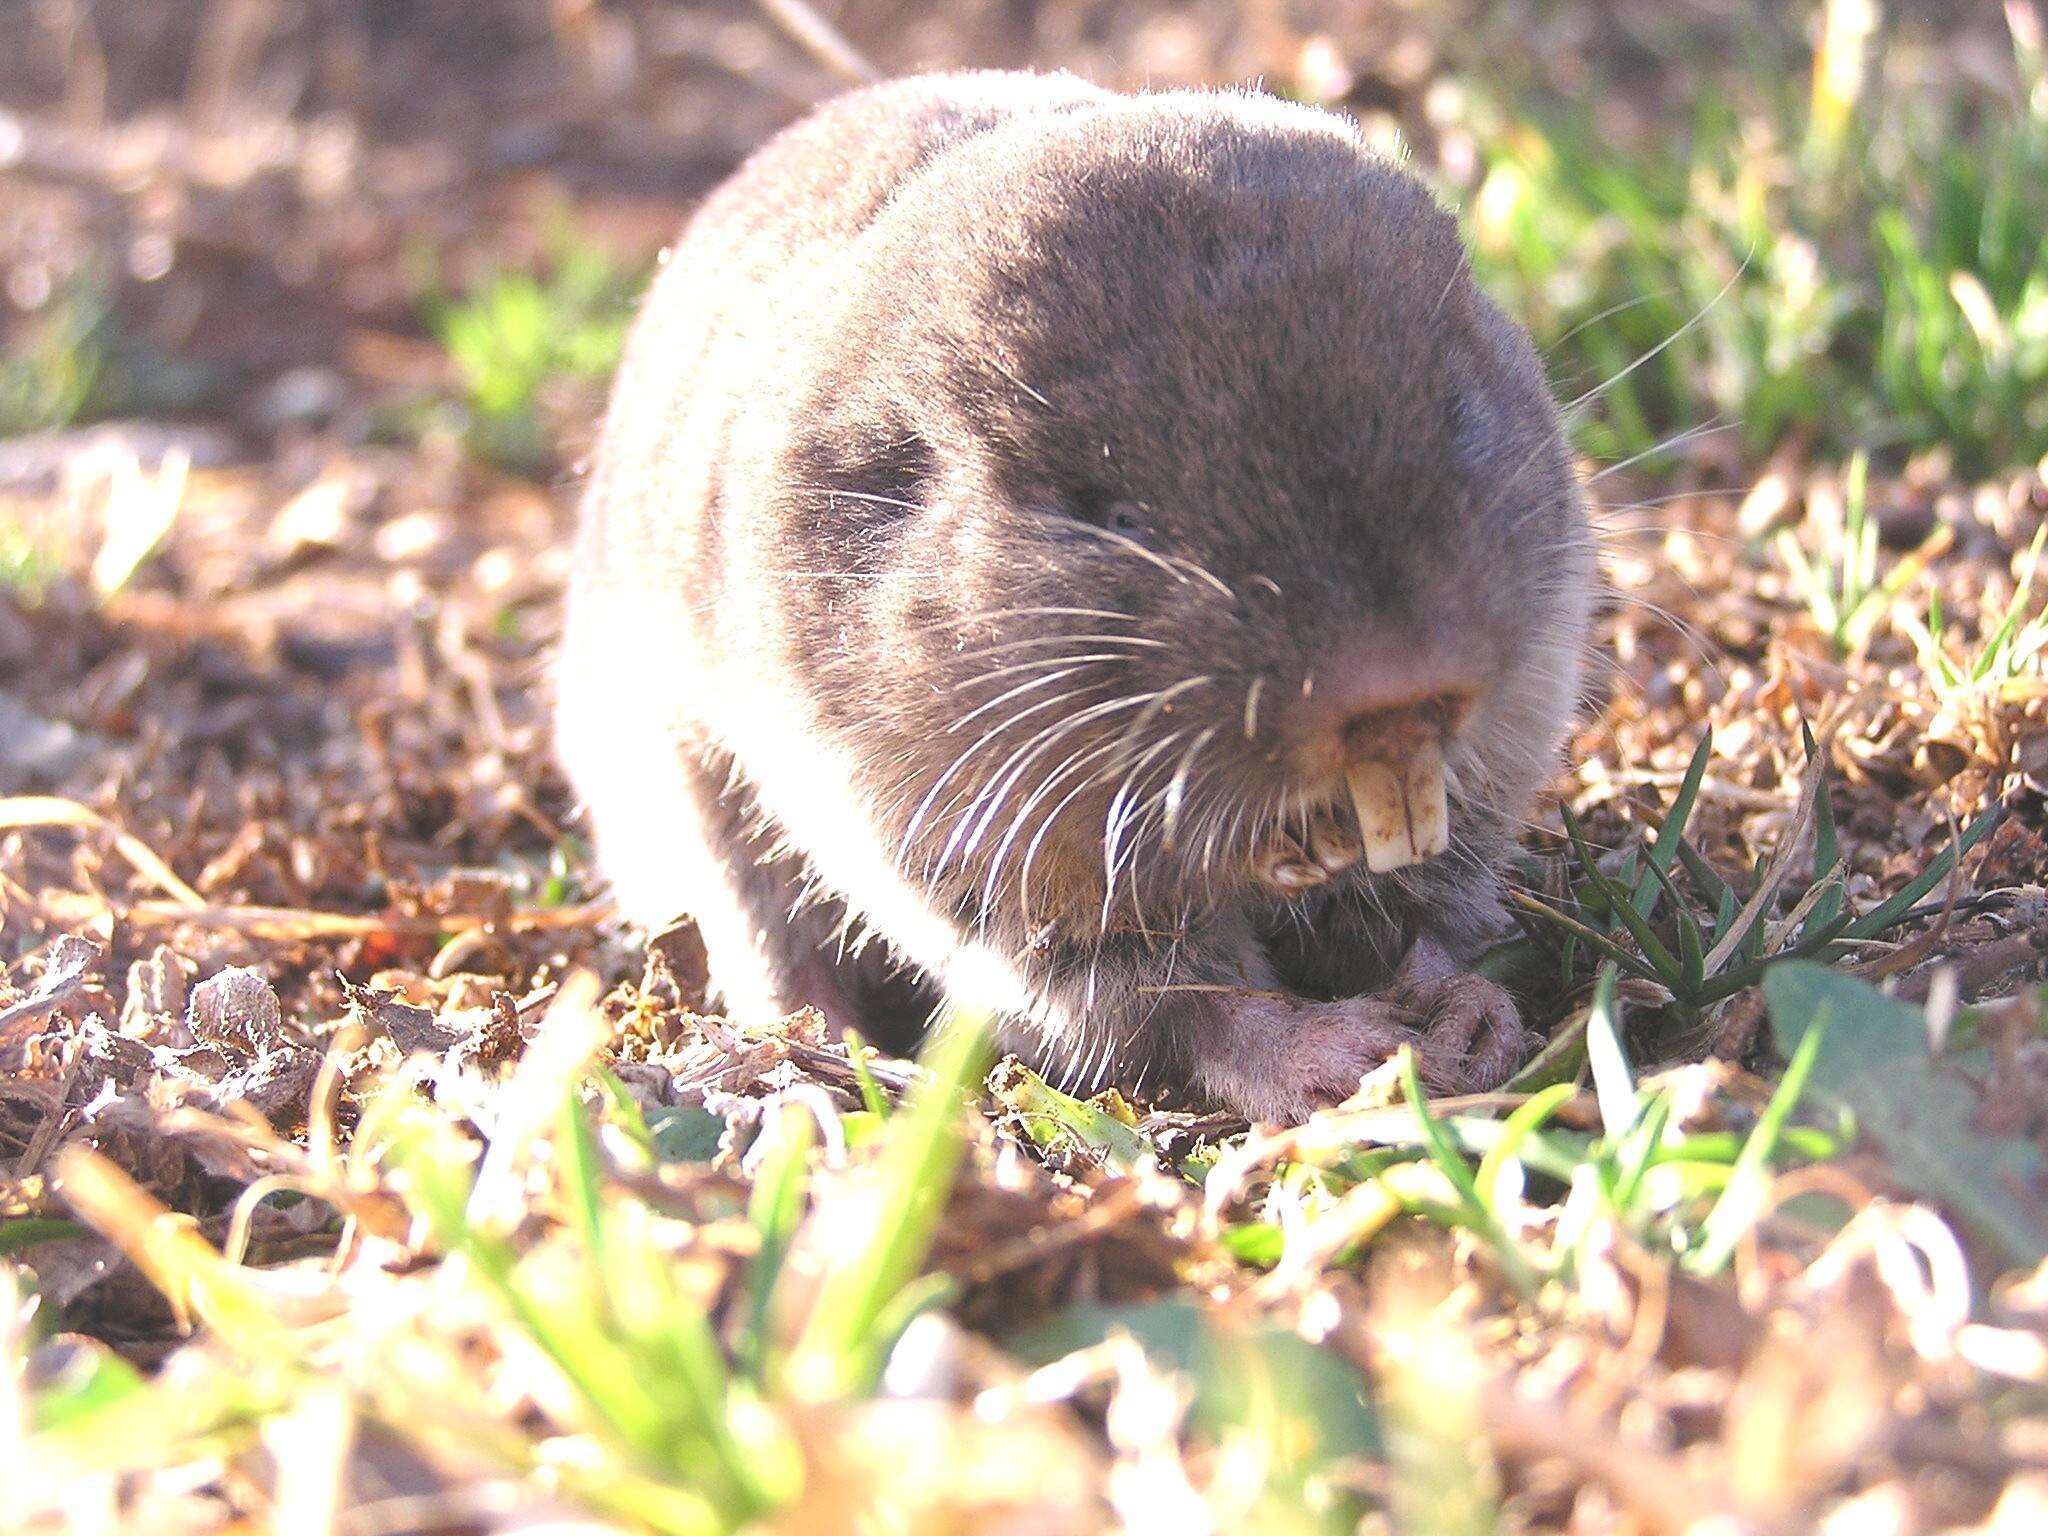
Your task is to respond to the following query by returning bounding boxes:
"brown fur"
[556,71,1597,1121]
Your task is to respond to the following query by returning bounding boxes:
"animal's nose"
[1337,693,1469,765]
[1289,639,1480,767]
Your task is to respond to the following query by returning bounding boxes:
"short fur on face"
[558,72,1596,1115]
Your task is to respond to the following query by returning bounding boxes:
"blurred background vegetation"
[2,1,2043,483]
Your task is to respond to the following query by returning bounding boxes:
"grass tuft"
[424,225,641,474]
[1514,731,2002,1015]
[0,276,118,438]
[24,994,999,1533]
[1900,523,2048,700]
[1460,4,2048,471]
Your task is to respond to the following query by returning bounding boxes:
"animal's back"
[567,71,1110,614]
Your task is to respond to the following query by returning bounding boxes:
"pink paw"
[1193,966,1530,1124]
[1400,970,1528,1092]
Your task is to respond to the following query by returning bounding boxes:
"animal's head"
[762,91,1596,935]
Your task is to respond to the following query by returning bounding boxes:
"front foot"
[1192,991,1414,1122]
[1189,939,1530,1123]
[1388,936,1531,1092]
[1191,992,1515,1124]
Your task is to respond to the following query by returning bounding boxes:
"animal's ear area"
[1447,382,1510,469]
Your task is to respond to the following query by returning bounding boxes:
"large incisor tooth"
[1403,736,1450,861]
[1346,738,1449,872]
[1347,760,1411,872]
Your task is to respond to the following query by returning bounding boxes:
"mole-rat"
[556,70,1597,1122]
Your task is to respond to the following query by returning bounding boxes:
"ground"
[4,3,2048,1533]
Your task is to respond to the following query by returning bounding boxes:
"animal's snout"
[1338,694,1469,766]
[1287,640,1484,873]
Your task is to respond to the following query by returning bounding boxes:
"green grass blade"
[991,1061,1149,1169]
[1659,1125,1844,1166]
[1507,891,1663,983]
[1399,1047,1486,1213]
[1584,966,1638,1140]
[1837,803,2003,940]
[1638,839,1693,919]
[863,1271,962,1369]
[590,1068,658,1161]
[842,1029,892,1119]
[779,1006,992,1400]
[1712,881,1739,938]
[1677,911,1706,995]
[0,1217,91,1254]
[1476,1083,1578,1208]
[1563,806,1686,984]
[1675,834,1738,917]
[1809,772,1846,932]
[556,1089,609,1285]
[1609,1092,1675,1221]
[388,1110,672,1456]
[738,1101,817,1379]
[1634,733,1713,920]
[1399,1049,1541,1300]
[1687,1002,1829,1275]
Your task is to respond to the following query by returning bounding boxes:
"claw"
[1303,806,1363,873]
[1257,803,1369,894]
[1256,834,1331,893]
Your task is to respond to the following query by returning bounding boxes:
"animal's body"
[556,70,1596,1121]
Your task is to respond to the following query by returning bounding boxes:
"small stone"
[0,691,107,783]
[252,367,347,430]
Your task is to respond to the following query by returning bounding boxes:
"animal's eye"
[1068,489,1147,537]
